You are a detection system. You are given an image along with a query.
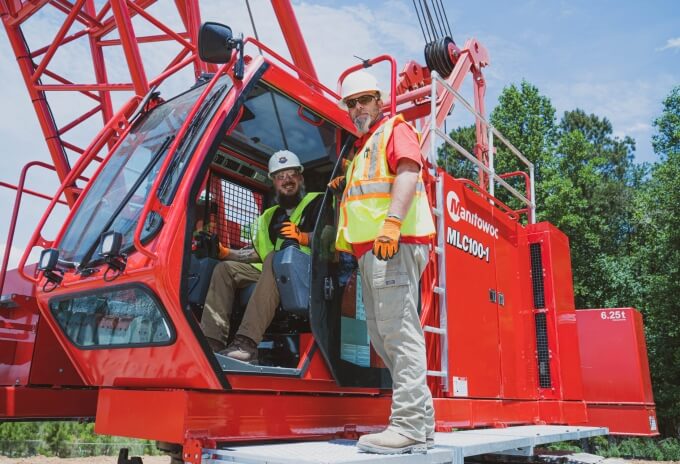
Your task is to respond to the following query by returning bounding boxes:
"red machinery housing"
[0,0,656,460]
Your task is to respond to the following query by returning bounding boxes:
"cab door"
[309,186,392,389]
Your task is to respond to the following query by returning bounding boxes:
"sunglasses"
[345,94,379,109]
[273,169,301,181]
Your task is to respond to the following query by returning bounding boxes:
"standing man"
[200,150,322,363]
[334,70,436,454]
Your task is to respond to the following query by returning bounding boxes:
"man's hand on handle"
[328,175,346,197]
[279,221,310,246]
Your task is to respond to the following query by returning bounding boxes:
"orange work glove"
[372,216,402,261]
[328,175,346,196]
[218,243,230,259]
[279,221,309,246]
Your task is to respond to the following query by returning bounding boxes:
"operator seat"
[229,245,312,367]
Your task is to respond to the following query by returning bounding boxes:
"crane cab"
[26,40,397,403]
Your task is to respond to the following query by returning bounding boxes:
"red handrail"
[17,98,139,284]
[0,162,68,294]
[456,178,521,221]
[337,55,398,116]
[498,171,531,204]
[243,36,339,99]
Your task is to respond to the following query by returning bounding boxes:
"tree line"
[0,421,158,457]
[440,83,680,437]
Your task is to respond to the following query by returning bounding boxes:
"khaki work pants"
[358,243,435,443]
[236,253,281,344]
[200,261,260,345]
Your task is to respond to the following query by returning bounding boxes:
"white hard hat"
[338,70,387,109]
[268,150,303,178]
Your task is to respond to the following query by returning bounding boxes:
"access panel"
[442,176,500,399]
[493,209,538,400]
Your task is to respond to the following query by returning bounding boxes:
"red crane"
[0,1,657,463]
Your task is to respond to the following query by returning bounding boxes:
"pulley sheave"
[424,36,456,77]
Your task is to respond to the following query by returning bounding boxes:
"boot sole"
[222,354,259,365]
[357,442,427,455]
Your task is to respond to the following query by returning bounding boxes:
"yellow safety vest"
[252,192,321,269]
[336,115,435,253]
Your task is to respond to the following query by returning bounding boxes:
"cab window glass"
[230,82,336,165]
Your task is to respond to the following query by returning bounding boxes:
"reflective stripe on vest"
[253,192,321,263]
[336,115,435,253]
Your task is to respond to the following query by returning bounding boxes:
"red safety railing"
[337,55,398,116]
[17,98,139,284]
[0,162,70,294]
[498,171,532,219]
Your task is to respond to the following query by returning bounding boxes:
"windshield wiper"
[157,84,227,202]
[77,135,175,270]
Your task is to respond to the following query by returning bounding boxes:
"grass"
[546,436,680,461]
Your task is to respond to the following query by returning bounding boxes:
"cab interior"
[185,81,378,376]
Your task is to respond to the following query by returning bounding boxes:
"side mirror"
[198,22,235,64]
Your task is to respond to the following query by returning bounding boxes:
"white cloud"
[658,37,680,51]
[622,122,652,135]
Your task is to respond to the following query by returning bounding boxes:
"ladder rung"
[434,246,443,255]
[431,207,442,217]
[434,286,445,294]
[427,370,447,377]
[424,325,446,334]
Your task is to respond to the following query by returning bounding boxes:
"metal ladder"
[422,74,450,392]
[424,171,449,392]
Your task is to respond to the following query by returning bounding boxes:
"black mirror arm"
[232,35,245,80]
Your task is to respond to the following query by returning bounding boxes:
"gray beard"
[353,114,372,134]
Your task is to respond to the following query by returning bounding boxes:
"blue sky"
[0,0,678,268]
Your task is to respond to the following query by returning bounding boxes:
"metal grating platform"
[202,425,607,464]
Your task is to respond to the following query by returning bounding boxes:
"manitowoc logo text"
[446,191,499,239]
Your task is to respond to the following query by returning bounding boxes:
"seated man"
[200,150,322,363]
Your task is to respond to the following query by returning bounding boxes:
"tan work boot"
[357,429,427,455]
[220,335,258,363]
[206,337,226,352]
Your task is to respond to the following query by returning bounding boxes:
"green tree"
[490,80,558,179]
[439,80,557,211]
[630,85,680,436]
[652,86,680,156]
[490,81,557,212]
[542,109,644,308]
[438,124,478,180]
